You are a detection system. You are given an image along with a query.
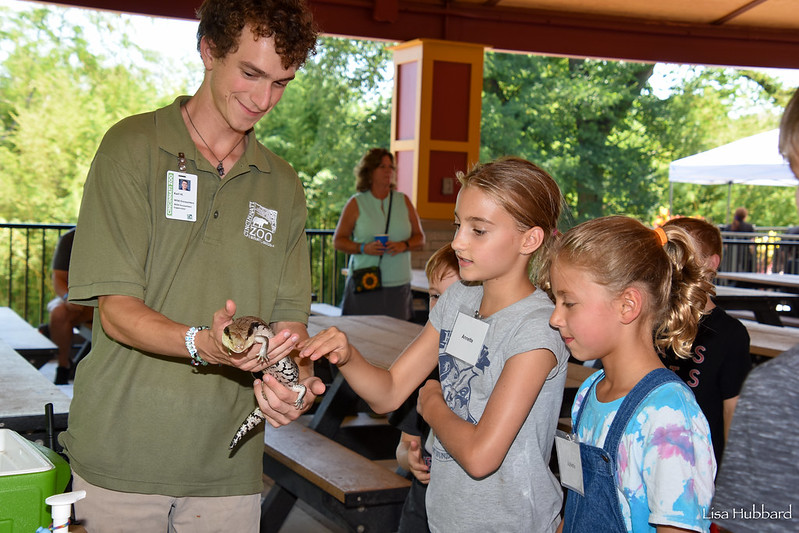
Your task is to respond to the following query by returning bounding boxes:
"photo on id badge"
[166,171,198,222]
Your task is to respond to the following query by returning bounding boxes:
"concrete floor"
[261,476,346,533]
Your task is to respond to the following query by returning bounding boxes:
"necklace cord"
[184,105,245,176]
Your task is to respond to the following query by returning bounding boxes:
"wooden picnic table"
[263,314,594,532]
[0,306,57,367]
[713,285,799,326]
[0,338,71,434]
[308,314,592,392]
[263,315,421,533]
[715,271,799,291]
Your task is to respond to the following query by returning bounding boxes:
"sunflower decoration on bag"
[360,269,381,291]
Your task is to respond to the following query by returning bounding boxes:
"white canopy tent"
[668,129,795,224]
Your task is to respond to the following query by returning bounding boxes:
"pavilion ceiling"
[36,0,799,68]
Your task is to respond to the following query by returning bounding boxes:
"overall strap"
[573,370,604,432]
[603,368,683,462]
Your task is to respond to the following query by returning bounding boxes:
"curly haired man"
[60,1,324,530]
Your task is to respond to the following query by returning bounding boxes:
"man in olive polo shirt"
[59,0,324,530]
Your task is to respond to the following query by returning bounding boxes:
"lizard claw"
[293,385,307,409]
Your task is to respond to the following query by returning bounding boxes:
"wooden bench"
[739,319,799,358]
[261,423,411,533]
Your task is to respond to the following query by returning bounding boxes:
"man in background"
[47,228,93,384]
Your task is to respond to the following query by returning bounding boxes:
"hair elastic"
[654,226,668,246]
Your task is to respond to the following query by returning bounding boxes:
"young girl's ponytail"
[656,224,714,358]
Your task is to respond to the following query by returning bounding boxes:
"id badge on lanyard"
[166,170,198,222]
[445,311,489,366]
[555,429,585,496]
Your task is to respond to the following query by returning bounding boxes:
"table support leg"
[309,374,359,437]
[260,483,297,533]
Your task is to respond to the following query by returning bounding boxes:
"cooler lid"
[0,428,54,476]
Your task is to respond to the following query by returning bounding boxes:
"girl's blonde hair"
[539,215,713,358]
[457,157,563,271]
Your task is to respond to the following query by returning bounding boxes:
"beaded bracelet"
[360,242,365,254]
[185,326,210,366]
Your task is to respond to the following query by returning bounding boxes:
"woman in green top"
[334,148,425,319]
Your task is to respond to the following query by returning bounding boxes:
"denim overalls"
[561,368,684,533]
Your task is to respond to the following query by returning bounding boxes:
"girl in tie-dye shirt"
[541,216,716,532]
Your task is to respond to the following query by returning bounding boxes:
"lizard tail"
[229,408,267,449]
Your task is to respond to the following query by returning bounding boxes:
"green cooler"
[0,429,70,533]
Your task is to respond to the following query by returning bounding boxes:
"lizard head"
[221,316,272,353]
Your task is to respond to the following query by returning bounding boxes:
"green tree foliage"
[0,7,178,223]
[481,54,658,224]
[481,54,795,228]
[2,5,796,232]
[256,36,393,229]
[641,67,794,227]
[0,6,186,318]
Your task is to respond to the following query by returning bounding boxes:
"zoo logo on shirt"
[245,201,278,248]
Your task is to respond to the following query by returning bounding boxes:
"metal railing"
[720,230,799,275]
[1,223,75,326]
[1,223,345,327]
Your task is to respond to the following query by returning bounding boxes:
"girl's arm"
[299,322,440,414]
[418,348,557,478]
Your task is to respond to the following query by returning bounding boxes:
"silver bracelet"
[185,326,210,366]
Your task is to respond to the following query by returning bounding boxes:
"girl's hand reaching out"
[298,326,352,366]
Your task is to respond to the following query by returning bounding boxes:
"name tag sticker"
[445,312,488,366]
[555,429,584,496]
[166,171,198,222]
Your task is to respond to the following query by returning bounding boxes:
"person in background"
[59,1,324,531]
[724,207,755,272]
[47,228,93,385]
[334,148,425,320]
[661,217,751,466]
[710,88,799,532]
[543,216,716,533]
[390,243,460,533]
[726,207,754,233]
[299,157,570,532]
